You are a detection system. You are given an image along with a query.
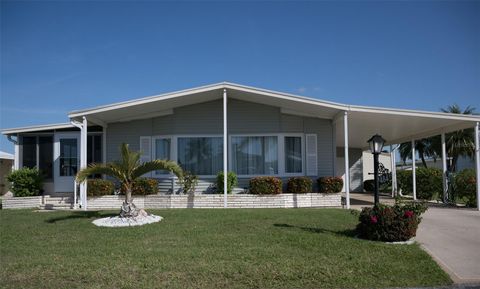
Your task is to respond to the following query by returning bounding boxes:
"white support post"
[474,122,480,211]
[390,145,395,197]
[223,89,228,208]
[14,134,19,170]
[102,126,107,180]
[80,116,88,210]
[343,111,350,209]
[441,133,448,203]
[412,139,417,200]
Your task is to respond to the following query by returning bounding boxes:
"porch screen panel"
[177,137,223,175]
[285,136,302,173]
[38,136,53,180]
[22,136,37,169]
[59,139,78,176]
[231,136,278,175]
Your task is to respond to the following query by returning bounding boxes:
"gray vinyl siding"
[106,98,335,179]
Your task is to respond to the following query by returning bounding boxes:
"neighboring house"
[0,151,14,195]
[397,155,475,172]
[2,82,479,208]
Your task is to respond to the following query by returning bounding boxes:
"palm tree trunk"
[420,154,428,168]
[120,184,138,218]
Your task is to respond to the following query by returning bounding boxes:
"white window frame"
[174,134,223,178]
[229,133,305,178]
[152,135,174,177]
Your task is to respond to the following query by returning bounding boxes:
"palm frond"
[132,159,183,180]
[76,163,125,183]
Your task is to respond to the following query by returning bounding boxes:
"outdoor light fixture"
[367,134,386,206]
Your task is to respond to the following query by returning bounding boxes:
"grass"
[0,208,451,289]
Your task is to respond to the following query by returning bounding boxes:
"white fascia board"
[1,123,75,135]
[223,83,348,111]
[350,105,480,122]
[68,83,226,118]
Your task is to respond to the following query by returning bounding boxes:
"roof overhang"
[1,123,75,135]
[3,82,479,149]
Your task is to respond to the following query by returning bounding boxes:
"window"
[231,136,278,175]
[285,136,302,174]
[177,137,222,175]
[59,139,78,176]
[22,136,37,169]
[154,137,171,175]
[38,136,53,180]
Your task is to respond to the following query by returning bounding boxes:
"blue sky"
[1,1,479,153]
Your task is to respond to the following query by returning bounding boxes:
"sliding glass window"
[22,136,37,169]
[177,137,223,175]
[231,136,278,175]
[154,138,171,175]
[285,136,302,174]
[38,136,53,180]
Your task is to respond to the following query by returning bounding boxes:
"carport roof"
[3,82,480,148]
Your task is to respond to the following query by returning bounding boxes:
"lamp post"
[368,134,386,207]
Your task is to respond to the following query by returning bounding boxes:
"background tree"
[440,104,476,172]
[76,143,183,217]
[398,138,438,168]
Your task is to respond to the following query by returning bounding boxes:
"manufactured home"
[2,82,480,209]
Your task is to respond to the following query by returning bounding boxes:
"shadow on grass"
[273,223,357,238]
[46,211,117,223]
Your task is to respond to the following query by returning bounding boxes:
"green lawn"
[0,208,451,289]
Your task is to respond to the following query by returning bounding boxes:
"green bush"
[397,168,442,200]
[87,179,115,196]
[249,177,282,195]
[357,201,428,242]
[286,177,313,194]
[130,178,159,195]
[363,180,375,192]
[6,168,43,197]
[317,177,343,194]
[181,171,198,194]
[454,169,477,207]
[216,171,238,194]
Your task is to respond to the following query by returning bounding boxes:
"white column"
[441,133,448,203]
[14,134,19,170]
[343,111,350,209]
[80,116,88,210]
[411,139,417,200]
[390,145,395,197]
[223,89,228,208]
[102,126,107,165]
[474,122,480,211]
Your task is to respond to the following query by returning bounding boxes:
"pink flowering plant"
[356,200,427,242]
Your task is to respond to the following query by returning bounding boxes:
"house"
[2,82,479,209]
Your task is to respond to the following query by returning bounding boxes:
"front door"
[54,133,80,193]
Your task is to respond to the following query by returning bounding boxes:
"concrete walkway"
[416,206,480,284]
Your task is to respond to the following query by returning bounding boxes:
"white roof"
[0,151,14,160]
[3,82,480,148]
[1,123,74,135]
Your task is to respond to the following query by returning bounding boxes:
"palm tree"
[440,104,477,172]
[76,143,183,217]
[398,137,438,168]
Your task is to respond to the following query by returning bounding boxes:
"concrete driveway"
[416,206,480,284]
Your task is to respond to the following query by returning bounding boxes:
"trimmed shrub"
[454,169,477,207]
[6,168,43,197]
[357,201,427,242]
[286,177,313,194]
[87,179,115,196]
[249,177,282,195]
[317,177,343,194]
[181,171,199,194]
[397,170,412,194]
[397,168,442,200]
[131,178,159,195]
[216,171,238,194]
[363,180,375,192]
